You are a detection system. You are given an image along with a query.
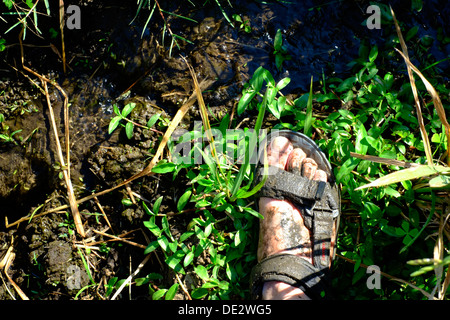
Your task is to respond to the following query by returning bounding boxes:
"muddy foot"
[257,135,337,300]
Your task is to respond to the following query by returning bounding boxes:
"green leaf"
[262,67,275,86]
[250,66,266,92]
[197,179,214,187]
[3,0,13,10]
[405,26,419,41]
[165,283,179,300]
[108,116,121,134]
[336,76,356,92]
[276,77,291,90]
[191,287,209,299]
[268,99,280,119]
[153,196,163,215]
[411,0,423,12]
[355,125,368,155]
[242,206,264,219]
[144,216,162,237]
[274,29,282,51]
[125,121,134,139]
[179,231,194,242]
[336,157,360,183]
[368,45,378,62]
[166,253,185,274]
[194,265,209,281]
[152,289,167,300]
[237,88,256,116]
[234,230,246,247]
[429,174,450,189]
[383,72,394,91]
[168,241,178,253]
[183,251,195,267]
[142,202,154,215]
[277,96,286,116]
[113,104,121,116]
[121,102,136,117]
[157,235,169,252]
[147,113,161,128]
[232,13,242,22]
[152,161,176,173]
[144,240,160,254]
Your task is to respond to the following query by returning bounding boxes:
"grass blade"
[390,6,433,166]
[394,48,450,166]
[140,1,157,38]
[304,76,313,137]
[355,165,450,191]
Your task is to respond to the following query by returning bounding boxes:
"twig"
[93,196,114,234]
[350,152,420,168]
[59,0,66,73]
[110,254,152,300]
[42,80,85,237]
[19,29,84,236]
[175,272,191,300]
[93,230,146,249]
[1,241,29,300]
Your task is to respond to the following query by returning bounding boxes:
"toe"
[313,169,328,182]
[267,136,293,169]
[286,148,306,174]
[301,158,318,179]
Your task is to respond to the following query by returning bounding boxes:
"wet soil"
[0,0,448,299]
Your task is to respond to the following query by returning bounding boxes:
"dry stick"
[390,6,433,166]
[175,272,192,300]
[42,81,85,237]
[393,48,450,166]
[110,254,152,300]
[436,210,450,299]
[1,246,29,300]
[434,211,444,299]
[350,152,420,168]
[93,196,114,233]
[93,230,146,249]
[18,31,84,237]
[59,0,66,74]
[440,210,450,297]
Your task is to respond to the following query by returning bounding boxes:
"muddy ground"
[0,0,448,300]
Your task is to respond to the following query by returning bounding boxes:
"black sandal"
[250,130,340,299]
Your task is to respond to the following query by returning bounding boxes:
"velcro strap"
[250,253,330,300]
[256,166,329,205]
[255,165,339,268]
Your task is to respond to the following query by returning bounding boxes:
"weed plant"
[130,31,449,299]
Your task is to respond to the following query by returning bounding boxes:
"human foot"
[250,131,340,300]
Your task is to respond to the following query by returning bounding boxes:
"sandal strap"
[255,165,340,268]
[250,253,330,300]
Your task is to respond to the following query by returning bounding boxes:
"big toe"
[267,136,293,169]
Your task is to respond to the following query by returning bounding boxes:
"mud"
[0,0,448,299]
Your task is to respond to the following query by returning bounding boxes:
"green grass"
[122,28,450,299]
